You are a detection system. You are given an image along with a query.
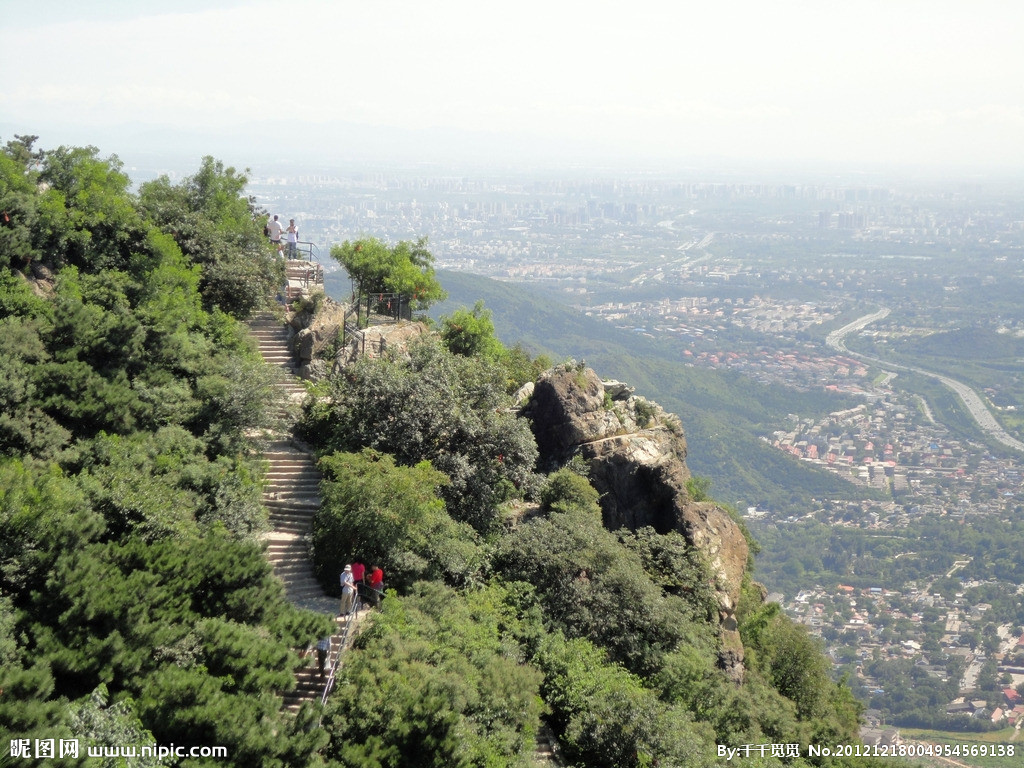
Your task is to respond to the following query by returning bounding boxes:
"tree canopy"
[0,137,332,766]
[330,236,446,309]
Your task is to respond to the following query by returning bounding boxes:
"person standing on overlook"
[285,218,298,259]
[267,214,285,256]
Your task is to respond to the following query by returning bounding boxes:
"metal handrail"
[318,595,363,712]
[287,240,321,264]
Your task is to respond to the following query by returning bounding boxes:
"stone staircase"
[250,310,564,757]
[249,312,348,712]
[532,723,564,766]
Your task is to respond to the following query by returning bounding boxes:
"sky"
[2,0,1022,174]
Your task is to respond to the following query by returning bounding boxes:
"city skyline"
[2,0,1023,175]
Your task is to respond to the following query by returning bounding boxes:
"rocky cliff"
[523,363,750,681]
[292,304,751,680]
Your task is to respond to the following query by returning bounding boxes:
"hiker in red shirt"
[367,565,384,606]
[351,561,365,584]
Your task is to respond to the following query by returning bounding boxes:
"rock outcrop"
[524,364,749,681]
[285,295,428,378]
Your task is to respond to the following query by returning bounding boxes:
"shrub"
[321,582,543,767]
[313,449,481,591]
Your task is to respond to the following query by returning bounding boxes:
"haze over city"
[2,0,1022,174]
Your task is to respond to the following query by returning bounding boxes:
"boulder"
[526,365,624,464]
[295,328,315,362]
[602,379,635,400]
[527,364,749,648]
[512,381,535,410]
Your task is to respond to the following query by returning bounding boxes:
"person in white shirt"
[267,214,285,256]
[339,565,356,616]
[285,219,299,259]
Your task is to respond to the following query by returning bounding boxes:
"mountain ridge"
[420,268,876,512]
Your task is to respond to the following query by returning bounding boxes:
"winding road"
[826,309,1024,453]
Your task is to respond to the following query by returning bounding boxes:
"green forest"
[424,269,882,512]
[2,137,894,767]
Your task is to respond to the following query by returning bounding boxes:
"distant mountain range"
[1,119,705,176]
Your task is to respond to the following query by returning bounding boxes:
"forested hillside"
[2,137,892,767]
[1,137,333,764]
[423,269,878,511]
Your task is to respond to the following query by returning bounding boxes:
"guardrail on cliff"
[283,242,324,305]
[340,292,411,352]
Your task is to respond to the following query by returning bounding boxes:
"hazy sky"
[2,0,1022,172]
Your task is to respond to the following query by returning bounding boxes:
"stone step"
[281,585,334,601]
[269,562,313,575]
[276,578,322,593]
[264,486,320,496]
[268,510,312,523]
[268,549,312,563]
[268,561,312,573]
[266,512,317,527]
[267,501,316,513]
[264,452,314,462]
[267,521,311,535]
[275,579,321,592]
[266,512,314,526]
[267,507,314,520]
[264,495,319,507]
[270,565,315,578]
[266,524,313,537]
[266,483,320,494]
[266,515,316,528]
[266,520,313,533]
[265,466,317,476]
[264,469,318,480]
[266,540,309,551]
[265,493,319,504]
[266,484,320,495]
[272,561,316,575]
[264,495,315,507]
[265,469,320,479]
[265,541,306,554]
[275,571,320,583]
[265,499,320,511]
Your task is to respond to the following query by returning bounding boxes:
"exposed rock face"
[528,366,623,463]
[18,263,56,298]
[525,364,749,679]
[287,295,428,377]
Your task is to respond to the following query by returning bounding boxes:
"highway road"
[826,309,1024,454]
